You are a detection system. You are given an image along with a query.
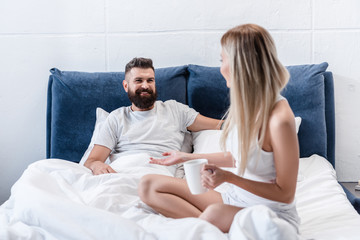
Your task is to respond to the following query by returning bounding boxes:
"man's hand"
[149,151,189,166]
[87,161,116,175]
[84,145,113,175]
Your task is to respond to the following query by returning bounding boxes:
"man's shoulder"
[108,106,130,117]
[160,99,187,107]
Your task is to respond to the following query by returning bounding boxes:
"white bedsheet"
[1,154,359,239]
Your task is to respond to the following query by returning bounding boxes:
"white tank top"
[226,95,286,182]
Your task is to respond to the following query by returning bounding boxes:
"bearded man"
[84,57,222,175]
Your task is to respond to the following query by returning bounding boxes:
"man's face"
[123,67,157,110]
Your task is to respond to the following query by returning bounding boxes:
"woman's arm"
[203,105,299,204]
[149,151,235,168]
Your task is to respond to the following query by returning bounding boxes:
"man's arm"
[84,144,116,175]
[187,114,223,132]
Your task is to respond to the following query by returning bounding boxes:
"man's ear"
[122,79,128,92]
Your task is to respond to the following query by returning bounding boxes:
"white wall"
[0,0,359,203]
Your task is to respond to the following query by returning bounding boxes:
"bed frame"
[4,62,359,240]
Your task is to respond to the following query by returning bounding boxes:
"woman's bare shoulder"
[268,100,295,134]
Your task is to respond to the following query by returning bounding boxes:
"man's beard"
[128,87,157,110]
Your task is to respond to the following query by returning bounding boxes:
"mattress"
[296,155,360,239]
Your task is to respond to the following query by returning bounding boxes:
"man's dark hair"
[125,57,154,75]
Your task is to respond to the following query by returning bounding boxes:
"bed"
[1,63,360,239]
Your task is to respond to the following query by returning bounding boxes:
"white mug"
[183,159,208,194]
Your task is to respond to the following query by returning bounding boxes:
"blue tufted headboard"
[46,63,335,167]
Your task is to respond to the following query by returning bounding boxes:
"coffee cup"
[183,159,208,194]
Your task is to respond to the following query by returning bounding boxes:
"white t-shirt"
[94,100,198,162]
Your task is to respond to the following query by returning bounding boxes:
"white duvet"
[1,154,359,240]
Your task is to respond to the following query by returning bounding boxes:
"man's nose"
[141,82,149,89]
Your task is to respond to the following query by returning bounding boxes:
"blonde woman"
[139,24,300,233]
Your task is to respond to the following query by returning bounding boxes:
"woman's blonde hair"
[220,24,289,176]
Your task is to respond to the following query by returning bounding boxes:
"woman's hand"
[201,164,231,189]
[149,151,190,166]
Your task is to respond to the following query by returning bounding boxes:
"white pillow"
[79,108,110,165]
[192,117,302,154]
[174,132,194,179]
[295,116,302,133]
[192,130,222,154]
[180,132,193,153]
